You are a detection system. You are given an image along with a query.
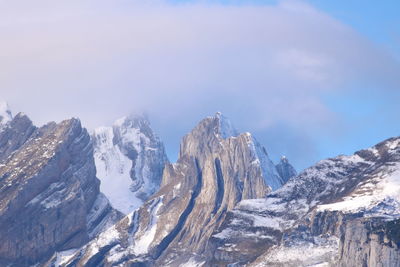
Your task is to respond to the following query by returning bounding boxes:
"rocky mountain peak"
[114,114,153,137]
[187,112,237,139]
[1,109,399,267]
[0,116,120,266]
[0,112,36,162]
[179,112,241,159]
[275,155,297,183]
[93,114,168,214]
[71,113,293,266]
[214,111,239,139]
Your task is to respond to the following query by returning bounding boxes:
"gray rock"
[0,117,121,267]
[2,110,398,267]
[0,113,36,162]
[337,217,400,267]
[211,137,400,266]
[275,156,297,184]
[66,113,282,266]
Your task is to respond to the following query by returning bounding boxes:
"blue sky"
[293,0,400,166]
[162,0,400,168]
[0,0,399,171]
[168,0,400,168]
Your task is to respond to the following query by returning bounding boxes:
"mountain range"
[0,102,398,267]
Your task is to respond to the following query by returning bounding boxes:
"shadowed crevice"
[150,158,203,259]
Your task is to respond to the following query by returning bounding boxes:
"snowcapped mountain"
[93,115,168,214]
[1,108,397,267]
[64,112,295,266]
[210,136,400,266]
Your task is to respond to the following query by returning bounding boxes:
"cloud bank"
[1,0,399,168]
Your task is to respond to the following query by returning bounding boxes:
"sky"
[0,0,399,170]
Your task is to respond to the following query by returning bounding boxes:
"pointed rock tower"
[70,112,291,266]
[275,156,297,184]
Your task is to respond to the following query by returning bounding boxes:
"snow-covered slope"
[63,112,297,266]
[3,109,399,267]
[210,136,400,266]
[317,139,400,217]
[93,115,168,214]
[252,138,286,191]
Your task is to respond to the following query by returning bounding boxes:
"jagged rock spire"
[275,155,297,183]
[69,112,287,266]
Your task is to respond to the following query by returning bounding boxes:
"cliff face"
[0,117,120,267]
[212,137,400,266]
[5,109,397,267]
[66,113,290,266]
[337,217,400,267]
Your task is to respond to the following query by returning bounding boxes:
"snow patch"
[93,126,144,214]
[238,198,286,213]
[318,164,400,216]
[88,224,121,256]
[54,249,78,266]
[213,228,234,239]
[179,257,206,267]
[254,235,338,267]
[133,198,163,255]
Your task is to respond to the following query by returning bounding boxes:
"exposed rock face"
[3,110,397,267]
[275,156,297,184]
[0,117,120,267]
[210,137,400,266]
[93,115,168,214]
[66,113,289,266]
[337,217,400,267]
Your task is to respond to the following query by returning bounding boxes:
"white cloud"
[0,0,399,167]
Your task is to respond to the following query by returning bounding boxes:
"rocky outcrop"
[93,115,168,214]
[66,112,289,266]
[275,156,297,184]
[210,137,400,266]
[0,113,36,162]
[4,109,397,267]
[253,209,400,267]
[0,117,120,267]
